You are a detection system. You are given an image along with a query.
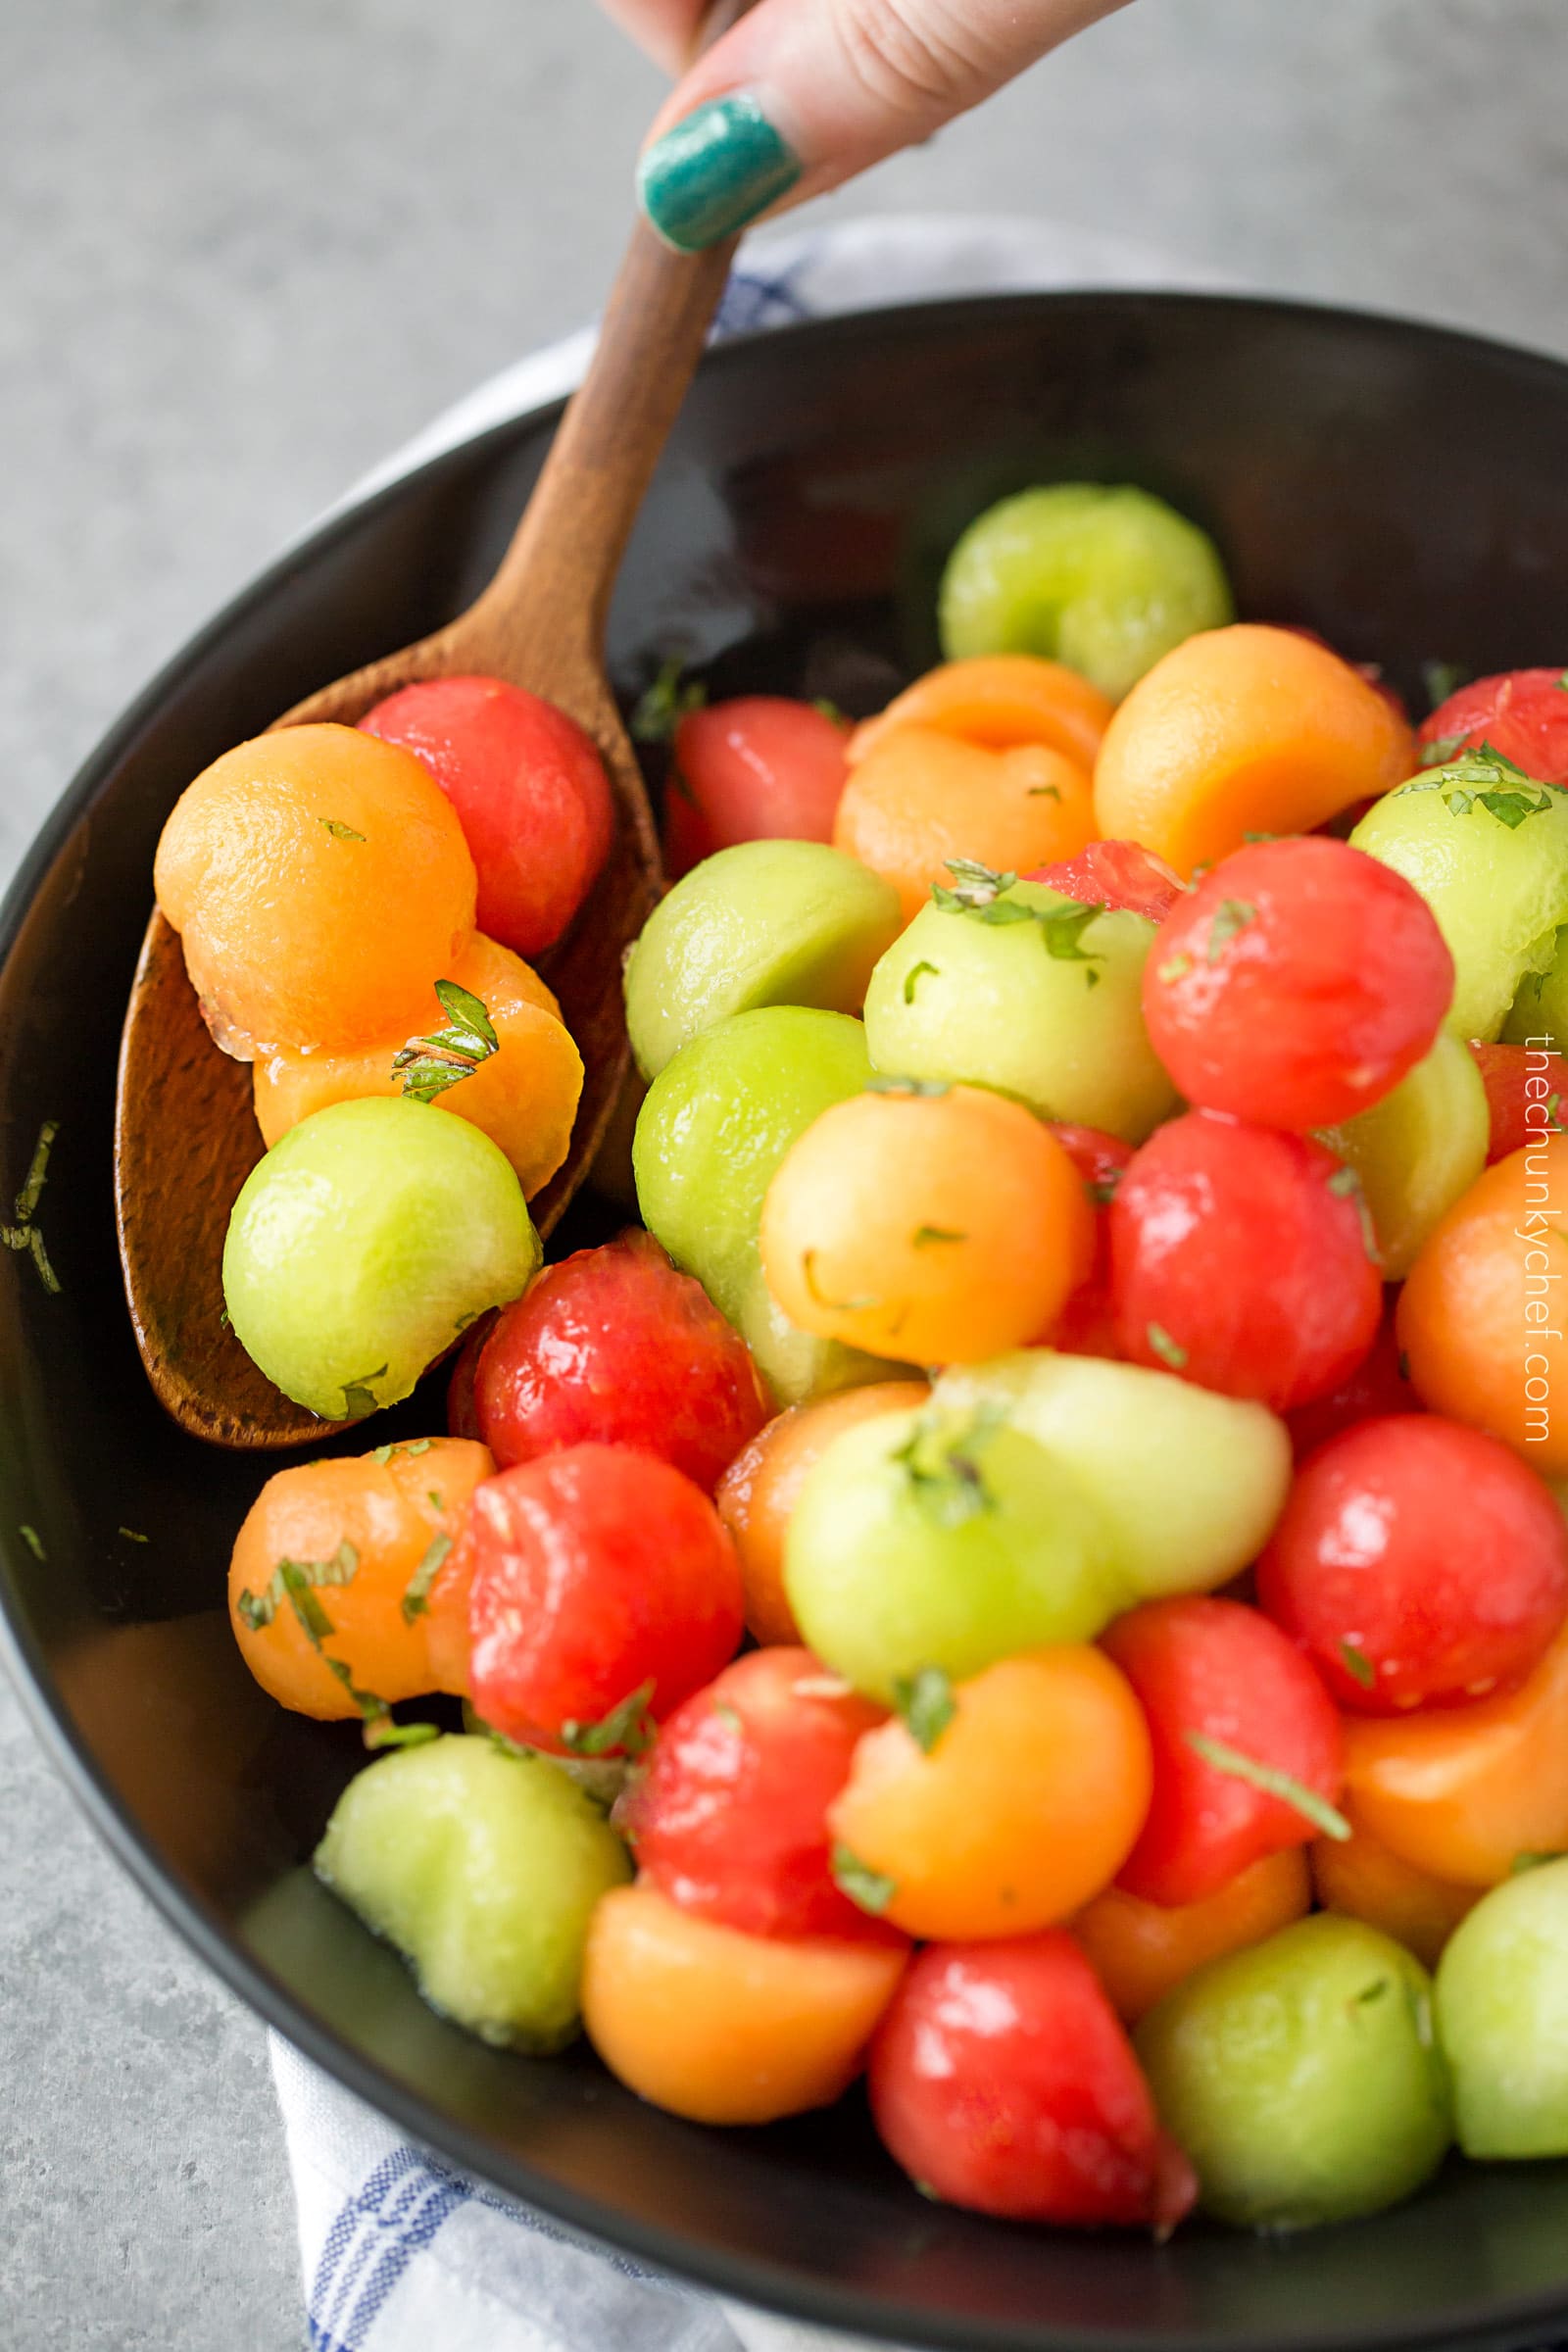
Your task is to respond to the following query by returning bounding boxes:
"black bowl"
[5,291,1568,2352]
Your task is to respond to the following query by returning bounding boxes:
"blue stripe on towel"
[309,2146,471,2352]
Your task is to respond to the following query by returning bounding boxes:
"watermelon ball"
[1028,838,1184,924]
[362,675,613,957]
[472,1229,770,1491]
[664,696,851,879]
[1421,666,1568,785]
[1143,837,1454,1133]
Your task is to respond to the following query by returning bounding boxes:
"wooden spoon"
[116,6,756,1449]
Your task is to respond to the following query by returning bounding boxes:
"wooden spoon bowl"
[115,25,753,1448]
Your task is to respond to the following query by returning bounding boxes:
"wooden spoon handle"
[471,0,760,672]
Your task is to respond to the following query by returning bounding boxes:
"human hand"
[601,0,1129,252]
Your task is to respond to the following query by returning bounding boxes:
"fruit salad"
[144,478,1568,2237]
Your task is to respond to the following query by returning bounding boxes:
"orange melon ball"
[715,1381,931,1645]
[155,722,476,1056]
[1071,1849,1311,2024]
[848,654,1114,771]
[254,932,583,1200]
[227,1438,493,1720]
[759,1083,1094,1364]
[1397,1136,1568,1473]
[833,724,1096,923]
[1093,624,1415,878]
[828,1645,1152,1940]
[581,1882,907,2125]
[1310,1801,1478,1971]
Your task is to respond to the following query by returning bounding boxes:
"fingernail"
[637,93,802,253]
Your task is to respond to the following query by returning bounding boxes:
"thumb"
[637,0,1129,252]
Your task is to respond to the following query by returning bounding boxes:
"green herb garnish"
[1027,783,1062,802]
[831,1844,898,1916]
[1511,1849,1566,1875]
[865,1075,951,1098]
[393,980,501,1104]
[1206,899,1258,962]
[891,1405,1004,1530]
[339,1365,388,1421]
[319,818,367,843]
[812,698,848,726]
[712,1701,744,1734]
[119,1527,149,1544]
[911,1226,965,1249]
[630,659,707,743]
[903,960,939,1004]
[18,1525,44,1561]
[401,1532,451,1625]
[1328,1165,1381,1261]
[1157,952,1193,984]
[562,1679,658,1760]
[1,1120,61,1294]
[801,1251,879,1314]
[893,1666,956,1754]
[372,1439,434,1467]
[1340,1642,1376,1691]
[930,861,1104,985]
[1400,744,1556,828]
[1421,660,1469,711]
[1185,1732,1351,1841]
[236,1541,359,1633]
[1147,1322,1188,1371]
[1352,1977,1392,2005]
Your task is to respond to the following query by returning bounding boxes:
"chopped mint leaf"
[1157,952,1193,984]
[1185,1732,1351,1840]
[427,1492,443,1510]
[911,1226,965,1249]
[930,860,1105,981]
[812,698,848,726]
[1511,1849,1566,1875]
[801,1250,879,1314]
[1206,899,1258,963]
[631,660,707,744]
[893,1666,956,1754]
[1353,1978,1392,2005]
[401,1532,452,1625]
[15,1120,57,1227]
[1340,1641,1376,1690]
[1147,1322,1188,1371]
[1026,783,1062,801]
[26,1228,59,1295]
[1243,830,1278,844]
[831,1843,898,1916]
[392,982,500,1103]
[237,1541,359,1632]
[118,1527,149,1544]
[1089,1172,1122,1206]
[339,1367,387,1421]
[892,1405,1005,1530]
[1421,660,1469,710]
[372,1445,393,1466]
[18,1524,44,1561]
[1327,1164,1380,1261]
[903,959,939,1005]
[319,818,366,843]
[865,1075,951,1098]
[364,1718,441,1750]
[712,1702,744,1734]
[562,1679,658,1759]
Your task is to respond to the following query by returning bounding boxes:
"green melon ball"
[935,1350,1290,1603]
[631,1004,898,1405]
[938,482,1235,701]
[783,1400,1125,1702]
[1315,1030,1490,1280]
[224,1095,539,1422]
[1436,1855,1568,2158]
[624,840,904,1081]
[315,1734,630,2050]
[1137,1915,1452,2231]
[1351,763,1568,1043]
[863,880,1177,1142]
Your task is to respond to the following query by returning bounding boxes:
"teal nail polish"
[638,94,801,253]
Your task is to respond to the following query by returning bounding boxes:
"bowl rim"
[8,282,1568,2352]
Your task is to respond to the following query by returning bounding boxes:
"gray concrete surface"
[4,2,1566,2344]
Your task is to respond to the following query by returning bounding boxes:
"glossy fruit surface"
[1072,1850,1311,2025]
[869,1932,1197,2228]
[1315,1030,1488,1280]
[1436,1856,1568,2157]
[1109,1110,1382,1412]
[1028,838,1183,923]
[935,1349,1290,1603]
[315,1735,630,2050]
[1041,1126,1133,1354]
[253,930,583,1200]
[863,877,1177,1143]
[1094,624,1414,877]
[1284,1307,1418,1460]
[714,1381,930,1645]
[1311,1801,1478,1970]
[1103,1596,1346,1907]
[1351,759,1568,1042]
[834,726,1095,922]
[465,1446,744,1754]
[1470,1039,1568,1162]
[849,655,1113,772]
[1258,1414,1568,1714]
[632,1006,893,1405]
[1136,1915,1451,2230]
[1420,667,1568,784]
[759,1084,1094,1365]
[618,1646,896,1942]
[154,722,475,1056]
[228,1437,491,1718]
[1342,1619,1568,1886]
[663,696,851,876]
[1144,837,1452,1131]
[828,1645,1151,1939]
[1396,1136,1568,1471]
[938,481,1234,700]
[223,1096,539,1422]
[472,1230,769,1491]
[623,840,902,1080]
[582,1882,906,2126]
[784,1400,1123,1703]
[362,674,612,957]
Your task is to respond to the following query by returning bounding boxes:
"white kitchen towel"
[273,209,1226,2352]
